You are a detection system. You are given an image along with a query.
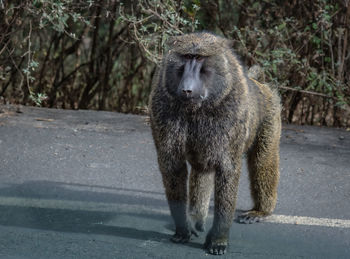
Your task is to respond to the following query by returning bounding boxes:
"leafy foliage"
[0,0,349,126]
[119,0,200,63]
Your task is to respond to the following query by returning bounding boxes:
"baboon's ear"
[222,38,234,48]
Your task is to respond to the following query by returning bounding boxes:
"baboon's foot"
[237,210,270,224]
[204,233,228,255]
[194,219,205,232]
[170,227,198,243]
[190,212,206,232]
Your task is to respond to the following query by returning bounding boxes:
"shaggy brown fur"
[149,32,281,255]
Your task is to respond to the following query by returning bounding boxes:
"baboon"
[149,32,281,255]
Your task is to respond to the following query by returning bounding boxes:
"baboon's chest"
[184,120,230,167]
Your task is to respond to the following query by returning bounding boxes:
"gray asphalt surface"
[0,105,349,259]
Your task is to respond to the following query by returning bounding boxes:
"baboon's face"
[164,33,234,108]
[166,53,212,106]
[177,54,208,102]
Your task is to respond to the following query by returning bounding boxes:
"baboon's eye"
[183,54,205,61]
[196,55,204,61]
[183,54,194,59]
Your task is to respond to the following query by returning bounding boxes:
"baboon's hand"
[170,226,198,243]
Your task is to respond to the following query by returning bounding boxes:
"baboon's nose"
[182,89,192,97]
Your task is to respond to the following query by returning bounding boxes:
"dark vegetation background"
[1,0,349,127]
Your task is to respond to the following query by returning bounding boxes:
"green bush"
[0,0,349,126]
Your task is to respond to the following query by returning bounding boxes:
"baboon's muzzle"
[178,59,207,102]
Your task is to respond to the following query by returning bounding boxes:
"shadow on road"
[0,180,203,251]
[0,180,166,205]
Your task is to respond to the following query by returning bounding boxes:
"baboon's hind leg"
[189,168,214,231]
[239,116,281,224]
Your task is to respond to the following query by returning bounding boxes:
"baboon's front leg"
[205,160,241,255]
[161,161,197,243]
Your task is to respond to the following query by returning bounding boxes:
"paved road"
[0,105,349,259]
